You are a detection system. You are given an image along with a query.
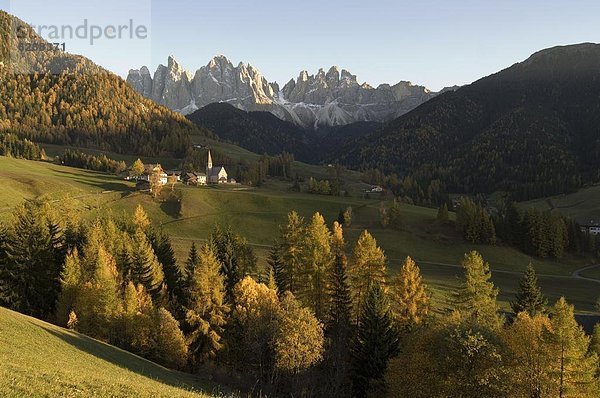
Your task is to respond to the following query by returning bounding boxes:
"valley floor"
[1,156,599,312]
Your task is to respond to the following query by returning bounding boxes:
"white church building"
[206,150,229,184]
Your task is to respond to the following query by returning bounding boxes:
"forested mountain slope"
[334,43,600,199]
[0,11,209,158]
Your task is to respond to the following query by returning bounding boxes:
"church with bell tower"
[206,150,228,184]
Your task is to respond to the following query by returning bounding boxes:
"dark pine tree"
[0,202,65,319]
[511,263,547,317]
[267,244,285,296]
[350,283,399,397]
[185,242,199,277]
[210,226,257,304]
[324,223,354,397]
[147,228,185,308]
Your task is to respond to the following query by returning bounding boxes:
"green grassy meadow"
[0,307,219,397]
[1,156,599,312]
[522,183,600,219]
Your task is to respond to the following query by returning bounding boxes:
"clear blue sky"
[2,0,599,90]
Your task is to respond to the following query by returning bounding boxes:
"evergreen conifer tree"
[210,226,258,304]
[511,263,547,317]
[0,201,65,318]
[278,211,305,295]
[130,228,165,303]
[267,244,284,294]
[350,283,399,397]
[147,229,184,308]
[324,221,353,396]
[185,244,229,363]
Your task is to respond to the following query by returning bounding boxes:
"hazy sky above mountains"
[2,0,599,90]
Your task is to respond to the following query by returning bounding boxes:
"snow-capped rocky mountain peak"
[126,55,454,128]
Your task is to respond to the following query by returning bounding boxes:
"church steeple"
[207,149,213,176]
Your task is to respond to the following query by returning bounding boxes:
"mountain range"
[2,8,599,201]
[127,55,457,128]
[334,43,600,199]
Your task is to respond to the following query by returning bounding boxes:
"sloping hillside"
[187,103,382,163]
[187,103,314,160]
[0,11,210,158]
[335,43,600,200]
[0,307,221,397]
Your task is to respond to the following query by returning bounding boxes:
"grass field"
[0,307,221,397]
[1,156,599,312]
[522,183,600,219]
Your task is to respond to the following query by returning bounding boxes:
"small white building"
[140,164,168,185]
[196,172,207,185]
[579,218,600,235]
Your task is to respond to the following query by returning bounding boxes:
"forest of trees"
[56,149,127,175]
[1,201,599,397]
[0,132,45,160]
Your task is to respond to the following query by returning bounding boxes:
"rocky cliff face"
[127,55,450,128]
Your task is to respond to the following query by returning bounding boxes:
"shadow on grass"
[33,322,215,395]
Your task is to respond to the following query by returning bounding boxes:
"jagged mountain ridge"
[127,55,453,128]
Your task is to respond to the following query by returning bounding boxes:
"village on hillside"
[129,150,237,193]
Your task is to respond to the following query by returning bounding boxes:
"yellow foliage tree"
[274,291,324,375]
[390,256,430,329]
[349,230,387,324]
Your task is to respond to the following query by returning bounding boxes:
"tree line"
[56,149,127,175]
[1,201,599,397]
[456,197,589,260]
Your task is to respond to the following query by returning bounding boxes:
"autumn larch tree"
[454,251,502,329]
[390,256,430,330]
[349,230,387,325]
[300,212,334,321]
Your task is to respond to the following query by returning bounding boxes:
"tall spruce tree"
[454,251,501,329]
[390,256,430,330]
[278,211,305,295]
[185,244,229,363]
[210,226,258,304]
[324,221,353,396]
[184,242,199,278]
[511,263,547,317]
[267,244,285,295]
[130,228,165,303]
[147,228,184,308]
[351,282,399,397]
[0,201,65,319]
